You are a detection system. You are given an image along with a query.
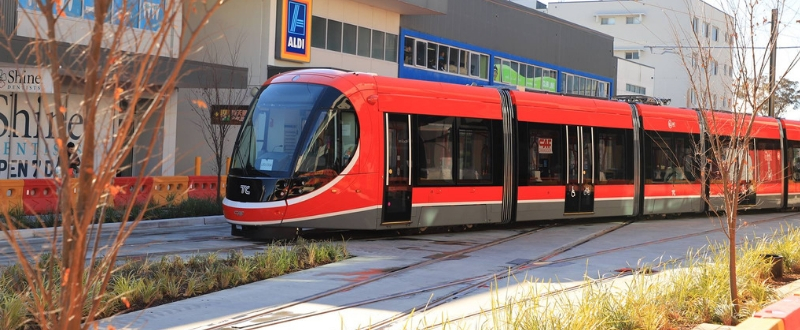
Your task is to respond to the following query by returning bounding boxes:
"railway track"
[182,212,800,330]
[189,220,632,330]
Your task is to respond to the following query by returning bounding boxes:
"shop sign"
[211,105,247,125]
[0,66,53,93]
[278,0,312,62]
[0,93,84,178]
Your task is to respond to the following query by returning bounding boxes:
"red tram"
[223,69,800,239]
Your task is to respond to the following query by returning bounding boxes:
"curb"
[0,215,228,242]
[692,278,800,330]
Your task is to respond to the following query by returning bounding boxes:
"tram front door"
[565,126,595,214]
[382,114,412,223]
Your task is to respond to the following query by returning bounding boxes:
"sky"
[535,0,800,117]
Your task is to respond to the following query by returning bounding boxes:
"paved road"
[88,212,800,330]
[0,216,264,266]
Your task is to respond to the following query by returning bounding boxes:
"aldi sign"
[278,0,312,62]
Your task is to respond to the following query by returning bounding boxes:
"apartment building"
[547,0,734,109]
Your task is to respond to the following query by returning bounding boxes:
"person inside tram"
[794,156,800,181]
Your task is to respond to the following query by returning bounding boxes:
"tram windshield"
[230,83,358,178]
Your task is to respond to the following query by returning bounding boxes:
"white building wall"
[616,58,655,97]
[548,0,733,110]
[178,0,402,175]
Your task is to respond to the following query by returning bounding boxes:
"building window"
[712,26,719,41]
[712,61,718,75]
[601,17,615,25]
[385,34,398,62]
[692,17,699,33]
[371,30,385,60]
[703,22,709,38]
[625,51,639,60]
[626,16,640,24]
[562,72,610,98]
[403,37,490,80]
[357,27,371,57]
[311,16,327,48]
[326,20,342,52]
[626,84,646,95]
[497,57,558,92]
[342,23,357,55]
[311,16,397,63]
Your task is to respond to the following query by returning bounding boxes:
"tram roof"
[781,119,800,141]
[700,111,781,140]
[511,91,634,130]
[636,104,701,134]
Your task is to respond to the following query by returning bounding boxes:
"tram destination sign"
[277,0,312,63]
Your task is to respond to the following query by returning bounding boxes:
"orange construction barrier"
[22,179,58,214]
[188,176,226,200]
[111,177,154,207]
[151,176,189,206]
[0,179,24,213]
[754,295,800,329]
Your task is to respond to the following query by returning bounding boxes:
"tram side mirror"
[250,87,260,97]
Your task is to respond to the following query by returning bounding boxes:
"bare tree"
[737,77,800,117]
[675,0,800,321]
[0,0,228,328]
[188,31,249,204]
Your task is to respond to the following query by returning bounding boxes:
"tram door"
[383,114,412,223]
[565,126,595,214]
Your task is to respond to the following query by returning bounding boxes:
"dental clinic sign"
[277,0,312,62]
[0,67,54,93]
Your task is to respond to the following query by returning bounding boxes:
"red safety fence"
[187,176,226,201]
[111,177,154,207]
[22,179,59,214]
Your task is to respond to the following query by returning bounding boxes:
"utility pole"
[768,8,778,117]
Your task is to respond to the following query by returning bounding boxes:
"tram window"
[523,123,564,186]
[417,116,455,185]
[790,141,800,181]
[644,132,700,183]
[755,140,781,184]
[595,129,633,185]
[415,41,426,66]
[457,118,492,184]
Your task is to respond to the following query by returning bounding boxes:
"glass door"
[383,114,412,223]
[565,126,595,214]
